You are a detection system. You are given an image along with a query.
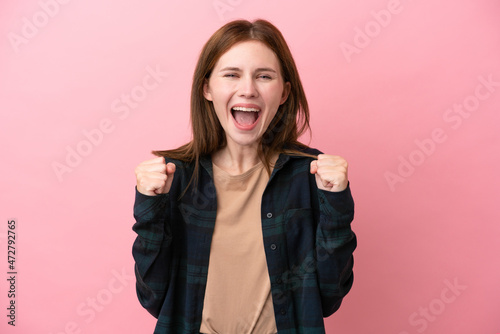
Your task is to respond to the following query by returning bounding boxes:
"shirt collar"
[199,155,214,178]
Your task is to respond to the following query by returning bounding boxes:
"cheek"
[211,94,229,114]
[267,85,285,105]
[264,93,284,114]
[262,108,279,129]
[214,107,227,124]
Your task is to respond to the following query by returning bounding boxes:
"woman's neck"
[211,142,261,176]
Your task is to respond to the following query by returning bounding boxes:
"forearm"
[315,184,357,316]
[132,188,172,318]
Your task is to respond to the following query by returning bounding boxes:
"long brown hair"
[153,19,315,192]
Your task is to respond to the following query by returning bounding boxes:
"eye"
[224,73,238,78]
[258,74,272,80]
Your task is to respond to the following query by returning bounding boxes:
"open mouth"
[231,106,261,127]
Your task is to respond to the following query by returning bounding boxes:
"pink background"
[1,0,499,333]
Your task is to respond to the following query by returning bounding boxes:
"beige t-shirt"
[200,161,277,334]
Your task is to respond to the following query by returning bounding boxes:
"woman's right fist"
[135,156,176,196]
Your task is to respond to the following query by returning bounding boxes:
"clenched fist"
[135,156,176,196]
[310,154,349,192]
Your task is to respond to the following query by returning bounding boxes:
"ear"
[280,82,291,105]
[203,78,213,101]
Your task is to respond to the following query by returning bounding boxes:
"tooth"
[232,106,260,112]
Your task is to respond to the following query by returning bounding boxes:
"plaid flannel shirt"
[132,147,356,333]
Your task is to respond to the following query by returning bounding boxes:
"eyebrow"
[219,66,277,73]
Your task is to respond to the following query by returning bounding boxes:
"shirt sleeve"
[315,182,357,316]
[131,187,172,318]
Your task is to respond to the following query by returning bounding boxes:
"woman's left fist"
[310,154,349,192]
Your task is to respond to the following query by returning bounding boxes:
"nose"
[237,76,258,98]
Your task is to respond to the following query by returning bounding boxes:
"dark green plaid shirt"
[132,147,356,333]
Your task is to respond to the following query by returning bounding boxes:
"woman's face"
[203,40,290,150]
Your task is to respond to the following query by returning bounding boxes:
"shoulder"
[284,144,323,160]
[276,145,322,173]
[161,156,194,168]
[296,146,323,156]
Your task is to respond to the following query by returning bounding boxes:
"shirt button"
[276,278,282,284]
[270,244,277,250]
[280,308,286,315]
[266,212,273,218]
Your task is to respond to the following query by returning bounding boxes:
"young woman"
[132,19,356,334]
